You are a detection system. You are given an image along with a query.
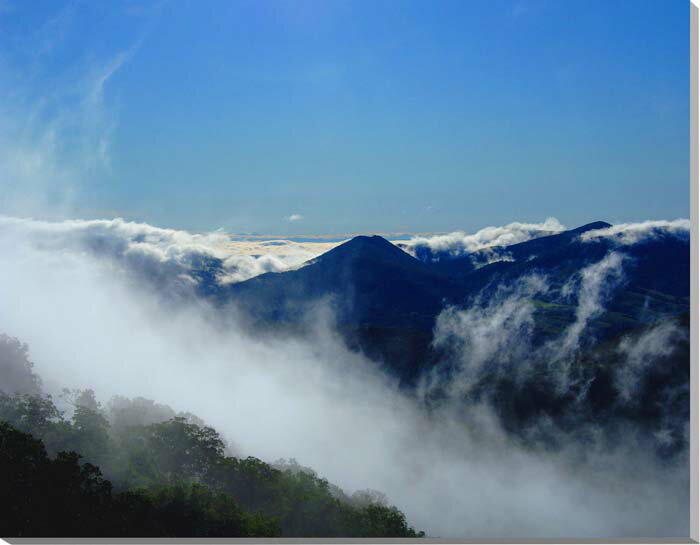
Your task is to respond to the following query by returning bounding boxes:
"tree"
[0,392,62,438]
[134,417,225,483]
[65,389,113,467]
[0,421,281,537]
[0,421,113,536]
[0,334,41,395]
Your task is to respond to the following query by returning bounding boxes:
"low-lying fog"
[0,216,689,538]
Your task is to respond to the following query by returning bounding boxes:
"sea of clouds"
[0,214,690,538]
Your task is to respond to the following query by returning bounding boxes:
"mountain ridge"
[224,221,689,382]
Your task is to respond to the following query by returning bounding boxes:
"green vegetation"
[0,390,423,538]
[0,333,423,538]
[0,420,277,537]
[0,331,423,538]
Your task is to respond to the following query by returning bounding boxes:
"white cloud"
[287,213,304,222]
[0,216,328,289]
[403,217,566,258]
[556,252,627,358]
[427,251,629,399]
[425,274,549,397]
[0,224,689,537]
[615,321,686,403]
[0,5,149,220]
[580,219,690,245]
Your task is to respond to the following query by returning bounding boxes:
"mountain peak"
[315,234,414,263]
[570,221,612,234]
[344,234,399,249]
[293,234,448,294]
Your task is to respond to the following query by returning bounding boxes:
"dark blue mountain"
[227,235,461,331]
[224,222,689,381]
[223,224,689,453]
[413,221,613,279]
[451,223,689,333]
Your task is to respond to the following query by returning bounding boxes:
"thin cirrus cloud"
[0,3,153,220]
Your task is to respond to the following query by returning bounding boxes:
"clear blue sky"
[0,0,690,234]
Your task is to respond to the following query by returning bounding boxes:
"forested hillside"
[0,335,423,538]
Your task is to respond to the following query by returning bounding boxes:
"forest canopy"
[0,334,423,538]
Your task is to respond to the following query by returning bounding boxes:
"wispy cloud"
[0,214,689,538]
[580,219,690,245]
[287,213,304,222]
[0,4,152,219]
[403,217,565,258]
[0,216,322,290]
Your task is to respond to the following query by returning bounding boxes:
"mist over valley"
[0,215,690,538]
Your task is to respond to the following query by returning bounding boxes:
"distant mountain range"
[221,221,689,383]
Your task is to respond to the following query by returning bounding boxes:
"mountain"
[224,222,689,382]
[227,235,461,331]
[221,223,690,457]
[452,222,688,334]
[225,235,463,381]
[416,221,613,279]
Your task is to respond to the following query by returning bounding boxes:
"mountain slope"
[227,235,460,331]
[225,223,689,382]
[420,221,612,279]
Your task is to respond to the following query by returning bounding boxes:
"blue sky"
[0,0,690,234]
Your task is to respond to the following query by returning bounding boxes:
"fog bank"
[0,217,689,538]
